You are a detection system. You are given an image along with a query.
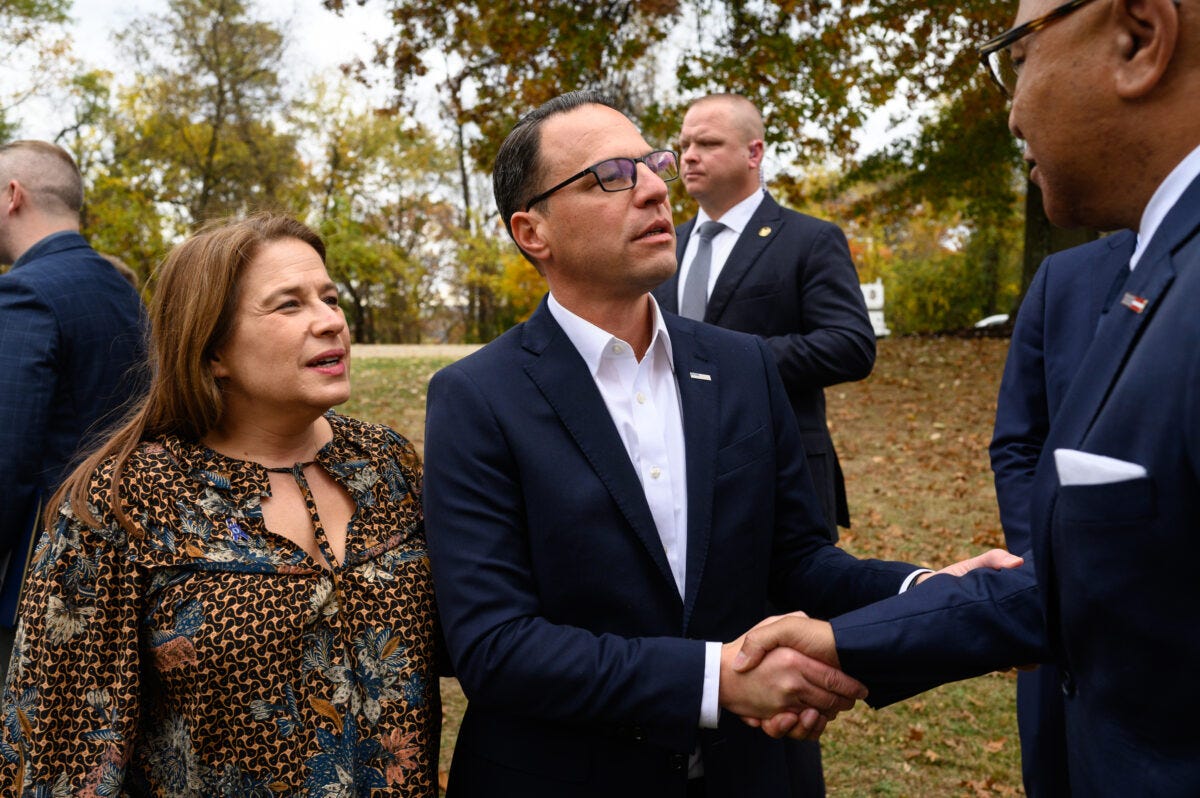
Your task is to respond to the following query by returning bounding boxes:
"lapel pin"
[689,371,712,381]
[758,226,771,238]
[1120,292,1149,314]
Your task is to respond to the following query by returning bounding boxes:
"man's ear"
[1112,0,1179,99]
[510,210,550,262]
[3,180,24,214]
[747,139,765,170]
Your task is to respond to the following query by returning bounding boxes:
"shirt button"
[611,343,624,354]
[649,467,662,479]
[636,392,646,404]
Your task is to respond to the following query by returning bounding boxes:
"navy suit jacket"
[424,299,912,797]
[988,230,1134,797]
[831,176,1200,795]
[991,230,1136,554]
[0,231,147,625]
[653,194,875,533]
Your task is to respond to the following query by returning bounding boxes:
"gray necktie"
[679,221,725,320]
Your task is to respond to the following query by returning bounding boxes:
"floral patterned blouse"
[0,412,440,797]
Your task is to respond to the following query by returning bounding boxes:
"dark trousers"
[782,739,825,797]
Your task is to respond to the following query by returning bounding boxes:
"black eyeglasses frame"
[978,0,1101,97]
[523,150,679,212]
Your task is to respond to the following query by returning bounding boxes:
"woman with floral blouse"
[0,214,441,796]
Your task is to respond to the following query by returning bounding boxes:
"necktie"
[679,221,725,320]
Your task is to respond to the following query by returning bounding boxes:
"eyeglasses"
[523,150,679,212]
[978,0,1100,98]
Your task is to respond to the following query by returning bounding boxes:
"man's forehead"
[683,101,728,126]
[683,99,756,141]
[541,104,650,171]
[1014,0,1054,24]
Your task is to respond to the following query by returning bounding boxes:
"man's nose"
[633,162,669,204]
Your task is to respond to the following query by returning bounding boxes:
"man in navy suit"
[423,91,1015,797]
[733,0,1200,792]
[989,230,1133,797]
[653,94,875,543]
[653,91,874,798]
[0,140,147,680]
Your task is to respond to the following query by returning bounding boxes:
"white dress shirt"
[547,294,724,743]
[1130,141,1200,270]
[675,187,765,307]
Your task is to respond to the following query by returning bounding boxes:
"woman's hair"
[50,212,326,532]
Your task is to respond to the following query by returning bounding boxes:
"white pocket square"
[1054,448,1148,486]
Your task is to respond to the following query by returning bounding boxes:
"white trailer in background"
[860,279,891,338]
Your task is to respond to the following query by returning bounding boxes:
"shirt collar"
[546,292,675,376]
[1130,141,1200,270]
[11,230,86,270]
[696,186,765,235]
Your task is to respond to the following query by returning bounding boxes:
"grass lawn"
[342,335,1024,797]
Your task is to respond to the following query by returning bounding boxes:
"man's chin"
[632,258,678,294]
[648,262,680,292]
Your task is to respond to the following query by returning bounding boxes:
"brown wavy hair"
[50,212,326,532]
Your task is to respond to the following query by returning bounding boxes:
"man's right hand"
[718,615,865,739]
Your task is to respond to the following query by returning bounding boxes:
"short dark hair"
[492,90,622,248]
[0,140,84,215]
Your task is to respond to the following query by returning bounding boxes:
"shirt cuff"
[899,568,935,593]
[699,640,723,728]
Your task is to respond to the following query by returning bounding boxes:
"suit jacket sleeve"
[988,260,1051,555]
[0,278,56,555]
[765,221,875,390]
[830,562,1048,707]
[423,364,705,753]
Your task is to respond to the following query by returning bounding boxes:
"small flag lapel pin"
[1120,292,1148,314]
[689,371,712,381]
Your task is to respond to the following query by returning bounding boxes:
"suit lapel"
[1090,230,1136,325]
[522,301,680,596]
[1049,192,1200,454]
[676,216,695,265]
[668,318,718,631]
[658,218,693,315]
[705,194,782,323]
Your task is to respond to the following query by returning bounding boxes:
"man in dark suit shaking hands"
[654,94,875,545]
[653,93,876,796]
[423,91,1017,798]
[0,140,147,681]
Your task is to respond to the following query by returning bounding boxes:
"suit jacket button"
[631,726,645,743]
[669,753,687,771]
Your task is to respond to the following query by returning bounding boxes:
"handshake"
[718,548,1023,740]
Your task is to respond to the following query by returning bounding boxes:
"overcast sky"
[15,0,391,140]
[13,1,909,158]
[69,0,386,75]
